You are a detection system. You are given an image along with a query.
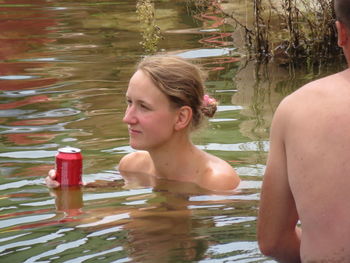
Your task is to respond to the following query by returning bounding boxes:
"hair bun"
[201,94,217,118]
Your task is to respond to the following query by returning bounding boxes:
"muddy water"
[0,0,343,262]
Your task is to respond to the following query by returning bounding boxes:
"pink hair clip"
[203,94,217,106]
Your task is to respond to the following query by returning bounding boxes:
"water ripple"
[0,229,70,255]
[0,179,45,190]
[63,246,124,263]
[86,226,123,238]
[0,75,39,80]
[199,141,269,152]
[0,124,66,134]
[5,143,59,150]
[178,48,236,59]
[0,150,56,159]
[0,83,73,98]
[77,213,130,228]
[0,109,35,118]
[19,108,81,119]
[24,237,89,263]
[0,213,55,229]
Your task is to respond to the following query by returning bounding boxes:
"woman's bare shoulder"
[200,153,240,191]
[119,151,151,173]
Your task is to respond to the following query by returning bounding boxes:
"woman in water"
[46,55,240,191]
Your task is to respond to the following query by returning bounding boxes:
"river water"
[0,0,343,262]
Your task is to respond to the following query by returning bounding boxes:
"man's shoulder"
[270,74,336,130]
[278,72,341,110]
[288,71,345,101]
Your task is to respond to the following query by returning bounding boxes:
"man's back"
[283,69,350,261]
[258,1,350,260]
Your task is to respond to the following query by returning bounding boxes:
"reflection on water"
[0,0,344,262]
[136,0,162,54]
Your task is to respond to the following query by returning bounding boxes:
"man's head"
[335,0,350,29]
[335,0,350,65]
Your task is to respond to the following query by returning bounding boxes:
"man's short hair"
[335,0,350,28]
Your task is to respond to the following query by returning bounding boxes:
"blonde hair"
[136,55,217,130]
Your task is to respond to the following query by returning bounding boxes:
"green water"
[0,0,344,262]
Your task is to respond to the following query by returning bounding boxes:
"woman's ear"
[336,21,348,47]
[174,106,192,131]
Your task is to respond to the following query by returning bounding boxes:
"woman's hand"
[45,169,60,188]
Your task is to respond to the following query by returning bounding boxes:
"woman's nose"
[123,106,137,124]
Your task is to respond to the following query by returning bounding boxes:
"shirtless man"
[257,0,350,262]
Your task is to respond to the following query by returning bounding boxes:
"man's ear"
[174,106,192,131]
[336,21,348,47]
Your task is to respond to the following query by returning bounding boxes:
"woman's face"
[123,70,179,150]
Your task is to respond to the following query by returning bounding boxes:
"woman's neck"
[147,136,203,182]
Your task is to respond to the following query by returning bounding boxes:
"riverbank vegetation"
[188,0,343,65]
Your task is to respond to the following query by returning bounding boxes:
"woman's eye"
[140,104,149,110]
[126,99,132,105]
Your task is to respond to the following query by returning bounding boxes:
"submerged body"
[46,56,240,191]
[119,149,239,191]
[120,65,239,191]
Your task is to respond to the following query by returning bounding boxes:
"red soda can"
[55,146,83,187]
